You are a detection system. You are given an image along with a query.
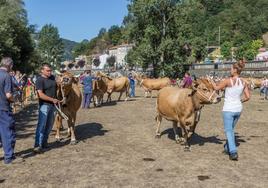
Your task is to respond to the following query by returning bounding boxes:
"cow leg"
[180,122,191,151]
[125,85,130,101]
[55,115,62,142]
[100,93,104,105]
[124,89,129,101]
[173,121,184,144]
[107,93,112,103]
[69,115,77,144]
[155,114,162,138]
[118,91,123,101]
[92,94,97,107]
[144,91,147,98]
[150,91,152,98]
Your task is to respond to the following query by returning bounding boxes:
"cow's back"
[143,77,170,90]
[157,87,195,122]
[113,77,129,92]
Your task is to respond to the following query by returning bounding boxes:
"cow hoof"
[155,134,161,139]
[175,137,184,144]
[184,146,191,152]
[70,140,78,145]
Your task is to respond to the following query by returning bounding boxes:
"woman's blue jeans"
[222,111,241,154]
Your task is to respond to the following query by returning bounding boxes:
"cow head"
[192,78,221,104]
[56,71,77,105]
[95,71,113,92]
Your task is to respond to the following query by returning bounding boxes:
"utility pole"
[219,26,221,58]
[218,26,221,47]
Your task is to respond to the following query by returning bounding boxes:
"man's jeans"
[0,110,15,163]
[222,111,241,154]
[34,104,56,148]
[130,84,135,97]
[82,93,92,108]
[260,87,268,98]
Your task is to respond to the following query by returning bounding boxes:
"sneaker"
[33,147,44,154]
[229,153,238,161]
[4,156,25,165]
[223,143,229,155]
[42,143,49,149]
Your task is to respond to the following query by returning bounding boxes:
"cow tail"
[155,96,160,121]
[126,79,130,97]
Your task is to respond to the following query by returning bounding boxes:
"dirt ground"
[0,87,267,188]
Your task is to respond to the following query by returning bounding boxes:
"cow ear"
[188,82,199,97]
[72,77,79,84]
[189,89,197,97]
[192,81,199,89]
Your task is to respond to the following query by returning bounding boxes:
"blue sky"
[24,0,129,42]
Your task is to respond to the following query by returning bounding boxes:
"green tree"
[37,24,64,69]
[221,41,233,60]
[108,25,122,45]
[235,39,263,60]
[98,28,106,38]
[125,0,181,77]
[0,0,34,72]
[72,39,89,57]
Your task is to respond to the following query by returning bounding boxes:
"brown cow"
[133,73,171,98]
[55,71,82,144]
[96,72,130,102]
[92,77,107,106]
[155,78,221,151]
[242,77,262,90]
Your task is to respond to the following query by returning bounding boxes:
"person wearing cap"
[81,70,93,108]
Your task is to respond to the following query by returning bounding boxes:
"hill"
[62,38,78,60]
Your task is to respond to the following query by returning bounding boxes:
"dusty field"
[0,87,268,188]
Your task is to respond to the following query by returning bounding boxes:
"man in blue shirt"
[0,57,18,164]
[128,73,135,97]
[81,70,93,108]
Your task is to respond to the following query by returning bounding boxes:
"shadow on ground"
[76,122,108,141]
[161,128,246,147]
[15,122,108,160]
[14,103,38,140]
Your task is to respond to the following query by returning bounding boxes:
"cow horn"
[55,70,61,75]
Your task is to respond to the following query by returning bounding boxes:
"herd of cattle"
[47,71,264,150]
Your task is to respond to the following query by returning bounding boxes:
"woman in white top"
[211,60,250,161]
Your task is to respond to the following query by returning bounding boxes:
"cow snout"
[213,96,221,104]
[63,77,70,83]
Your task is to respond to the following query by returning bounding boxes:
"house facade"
[108,44,133,67]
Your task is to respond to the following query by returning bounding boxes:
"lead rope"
[54,84,69,120]
[54,103,69,121]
